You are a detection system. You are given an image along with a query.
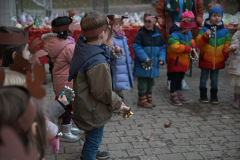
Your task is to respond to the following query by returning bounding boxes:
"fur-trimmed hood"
[41,32,73,58]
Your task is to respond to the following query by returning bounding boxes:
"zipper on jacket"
[186,34,190,71]
[214,26,217,70]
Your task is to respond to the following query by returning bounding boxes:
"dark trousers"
[56,96,73,125]
[168,72,185,93]
[137,77,155,94]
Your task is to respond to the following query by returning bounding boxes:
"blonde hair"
[3,69,26,86]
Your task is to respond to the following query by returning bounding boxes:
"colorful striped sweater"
[197,19,231,70]
[167,22,196,72]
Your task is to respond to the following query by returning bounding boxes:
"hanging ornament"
[141,60,153,70]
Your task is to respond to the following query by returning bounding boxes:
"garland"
[111,49,124,59]
[141,60,153,70]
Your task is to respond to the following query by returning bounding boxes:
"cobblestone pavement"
[43,65,240,160]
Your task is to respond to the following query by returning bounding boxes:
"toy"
[60,85,75,105]
[113,107,133,118]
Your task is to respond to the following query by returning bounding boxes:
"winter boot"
[177,90,189,103]
[232,93,240,109]
[60,124,80,142]
[210,88,218,104]
[146,92,155,107]
[137,93,152,108]
[70,120,81,135]
[200,88,209,103]
[170,92,182,106]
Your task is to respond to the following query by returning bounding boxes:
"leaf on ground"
[222,116,230,119]
[164,122,171,128]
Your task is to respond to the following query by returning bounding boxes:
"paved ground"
[43,64,240,160]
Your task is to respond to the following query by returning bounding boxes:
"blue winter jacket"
[133,26,166,78]
[110,33,134,91]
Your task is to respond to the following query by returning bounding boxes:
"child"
[0,64,47,159]
[0,26,32,67]
[197,7,231,104]
[3,60,70,156]
[107,14,134,99]
[0,87,46,160]
[68,11,130,160]
[228,29,240,109]
[155,0,204,91]
[167,11,197,105]
[42,16,80,142]
[133,10,166,108]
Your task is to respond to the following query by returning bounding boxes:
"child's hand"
[158,60,163,65]
[206,30,211,37]
[115,102,133,118]
[119,102,130,111]
[58,94,68,105]
[145,58,150,63]
[228,45,238,53]
[114,46,121,52]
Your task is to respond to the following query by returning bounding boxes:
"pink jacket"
[42,33,75,96]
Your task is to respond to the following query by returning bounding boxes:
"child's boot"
[200,88,209,103]
[210,88,218,104]
[232,93,240,109]
[70,120,81,135]
[60,124,80,142]
[137,93,152,108]
[170,92,182,106]
[177,90,189,103]
[146,92,155,107]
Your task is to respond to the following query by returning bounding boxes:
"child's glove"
[48,136,59,155]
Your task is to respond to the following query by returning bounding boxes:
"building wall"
[0,0,16,26]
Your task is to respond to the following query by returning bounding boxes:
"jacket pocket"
[91,102,112,124]
[175,56,179,66]
[201,52,205,61]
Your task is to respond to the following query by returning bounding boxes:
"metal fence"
[18,0,154,16]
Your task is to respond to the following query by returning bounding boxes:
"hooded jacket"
[167,22,196,72]
[228,30,240,76]
[110,33,134,91]
[68,36,122,131]
[42,33,75,97]
[133,26,166,78]
[197,19,231,70]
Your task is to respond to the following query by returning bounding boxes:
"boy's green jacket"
[69,36,122,131]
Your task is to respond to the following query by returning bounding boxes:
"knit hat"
[180,11,196,29]
[209,7,223,18]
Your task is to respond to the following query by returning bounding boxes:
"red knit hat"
[180,11,196,29]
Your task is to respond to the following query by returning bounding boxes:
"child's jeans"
[82,126,104,160]
[199,68,219,89]
[138,77,155,94]
[168,72,185,93]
